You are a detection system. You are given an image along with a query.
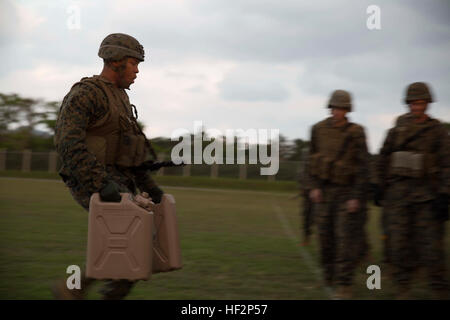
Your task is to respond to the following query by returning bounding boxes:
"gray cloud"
[297,46,450,116]
[0,0,449,153]
[218,64,290,102]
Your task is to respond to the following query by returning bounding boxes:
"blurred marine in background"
[307,90,369,299]
[374,82,449,299]
[52,33,164,299]
[297,147,314,246]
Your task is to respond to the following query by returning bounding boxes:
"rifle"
[136,160,185,172]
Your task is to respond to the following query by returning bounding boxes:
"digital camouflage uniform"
[374,120,409,268]
[54,33,160,300]
[376,86,449,296]
[355,188,370,266]
[55,75,159,211]
[307,90,369,289]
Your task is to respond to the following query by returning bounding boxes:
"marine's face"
[409,99,428,119]
[331,107,348,123]
[115,57,140,89]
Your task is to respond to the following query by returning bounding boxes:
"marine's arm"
[306,125,320,191]
[433,124,450,220]
[54,84,110,194]
[306,125,323,202]
[132,168,164,203]
[350,126,369,201]
[436,124,450,196]
[376,128,396,189]
[372,128,396,205]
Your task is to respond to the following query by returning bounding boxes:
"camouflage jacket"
[306,117,369,200]
[376,112,450,201]
[54,75,157,195]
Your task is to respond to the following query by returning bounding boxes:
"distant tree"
[278,134,291,160]
[0,93,34,133]
[288,138,310,161]
[0,93,59,132]
[37,101,60,133]
[0,93,60,150]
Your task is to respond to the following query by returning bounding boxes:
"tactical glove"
[146,186,164,204]
[99,181,122,202]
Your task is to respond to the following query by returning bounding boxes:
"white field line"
[1,176,331,298]
[271,201,333,299]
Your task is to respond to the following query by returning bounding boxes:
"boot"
[51,270,94,300]
[51,279,86,300]
[100,279,135,300]
[333,285,352,300]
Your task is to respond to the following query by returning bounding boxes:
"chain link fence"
[0,150,302,181]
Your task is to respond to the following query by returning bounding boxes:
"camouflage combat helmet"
[98,33,145,62]
[404,82,433,104]
[328,89,352,111]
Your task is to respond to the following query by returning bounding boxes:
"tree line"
[0,93,309,161]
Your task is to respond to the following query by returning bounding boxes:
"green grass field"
[0,177,448,300]
[0,170,297,193]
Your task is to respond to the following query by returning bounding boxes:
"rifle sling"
[330,122,355,167]
[392,124,435,153]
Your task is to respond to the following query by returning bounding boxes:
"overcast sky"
[1,0,449,153]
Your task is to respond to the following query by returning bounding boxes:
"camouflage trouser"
[381,206,391,264]
[315,186,361,285]
[301,189,314,241]
[356,199,369,263]
[315,185,362,286]
[386,200,448,291]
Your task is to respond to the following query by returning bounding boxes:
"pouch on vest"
[390,151,425,178]
[116,134,139,167]
[134,135,147,165]
[116,114,138,167]
[86,136,107,165]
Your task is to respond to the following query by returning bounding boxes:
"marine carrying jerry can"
[86,193,153,281]
[152,194,183,273]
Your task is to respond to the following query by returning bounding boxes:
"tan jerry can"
[86,193,153,281]
[152,194,183,273]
